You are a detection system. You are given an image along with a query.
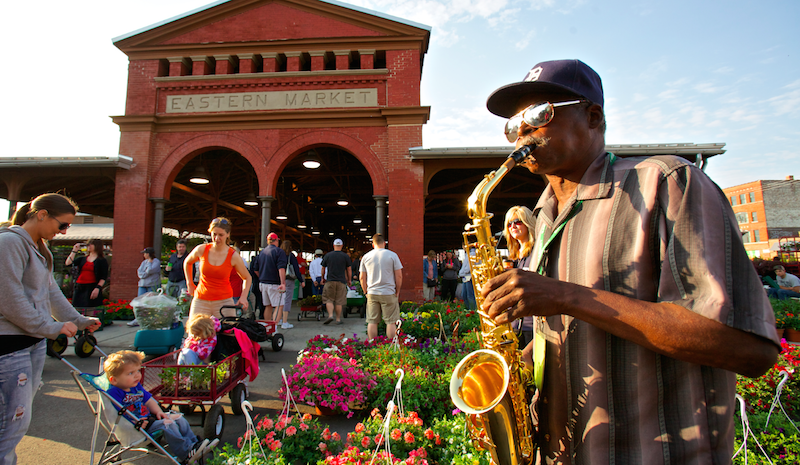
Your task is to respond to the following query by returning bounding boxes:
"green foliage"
[158,361,232,392]
[732,410,800,464]
[207,413,343,465]
[359,335,480,422]
[297,295,322,307]
[737,340,800,419]
[397,300,482,341]
[771,297,800,330]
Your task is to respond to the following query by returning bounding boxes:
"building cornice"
[153,68,388,83]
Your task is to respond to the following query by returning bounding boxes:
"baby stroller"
[56,347,213,464]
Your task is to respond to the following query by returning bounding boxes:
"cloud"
[767,79,800,117]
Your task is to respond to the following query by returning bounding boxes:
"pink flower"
[286,426,297,436]
[318,442,328,451]
[390,429,402,441]
[302,413,312,421]
[299,422,309,431]
[322,428,332,440]
[424,429,435,440]
[361,436,371,448]
[355,422,365,433]
[262,418,274,429]
[268,440,282,451]
[275,420,287,431]
[374,434,384,445]
[332,431,341,441]
[404,432,415,444]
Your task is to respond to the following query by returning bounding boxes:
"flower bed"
[98,299,135,320]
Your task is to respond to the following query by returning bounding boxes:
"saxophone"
[449,145,536,465]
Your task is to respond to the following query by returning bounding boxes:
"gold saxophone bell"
[450,349,510,414]
[449,145,537,465]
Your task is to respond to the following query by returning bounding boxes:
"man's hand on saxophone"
[479,269,563,324]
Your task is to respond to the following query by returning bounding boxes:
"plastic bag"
[131,290,178,330]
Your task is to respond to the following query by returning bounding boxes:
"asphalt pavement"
[16,304,368,465]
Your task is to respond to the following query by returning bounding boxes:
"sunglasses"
[507,219,524,228]
[49,215,70,231]
[504,100,586,142]
[211,218,230,225]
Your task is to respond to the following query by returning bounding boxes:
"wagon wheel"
[74,334,97,358]
[203,404,225,440]
[297,312,302,322]
[47,335,69,358]
[230,383,248,415]
[272,334,284,352]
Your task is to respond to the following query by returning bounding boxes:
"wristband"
[95,285,103,290]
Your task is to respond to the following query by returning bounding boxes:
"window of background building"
[749,192,756,203]
[742,231,750,243]
[736,212,749,224]
[754,230,760,242]
[731,196,736,205]
[751,212,758,222]
[740,193,747,204]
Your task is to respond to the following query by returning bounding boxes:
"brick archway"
[267,130,388,197]
[150,133,266,200]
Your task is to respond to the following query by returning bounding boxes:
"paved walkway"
[17,304,368,464]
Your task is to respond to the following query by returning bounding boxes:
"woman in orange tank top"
[184,217,252,319]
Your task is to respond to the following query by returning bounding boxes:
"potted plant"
[297,294,322,310]
[280,353,376,418]
[785,312,800,343]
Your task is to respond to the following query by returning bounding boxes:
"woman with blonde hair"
[503,205,536,349]
[0,193,101,462]
[184,217,252,319]
[503,206,536,270]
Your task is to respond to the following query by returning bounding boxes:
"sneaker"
[184,438,210,464]
[323,317,334,325]
[281,323,294,329]
[334,320,343,325]
[127,319,139,327]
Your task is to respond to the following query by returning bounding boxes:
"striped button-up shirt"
[530,152,778,465]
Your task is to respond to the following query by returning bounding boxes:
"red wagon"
[141,349,248,441]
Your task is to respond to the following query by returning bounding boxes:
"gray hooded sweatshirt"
[0,226,93,339]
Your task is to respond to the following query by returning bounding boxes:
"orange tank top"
[196,244,235,301]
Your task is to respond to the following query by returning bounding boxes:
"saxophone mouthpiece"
[509,145,534,164]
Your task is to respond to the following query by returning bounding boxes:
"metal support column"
[151,198,166,256]
[374,195,387,239]
[259,196,274,249]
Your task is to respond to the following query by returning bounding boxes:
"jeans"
[177,348,202,365]
[0,340,46,465]
[768,288,800,300]
[165,280,187,298]
[283,280,296,317]
[147,415,197,460]
[312,278,323,296]
[138,286,157,296]
[462,280,476,309]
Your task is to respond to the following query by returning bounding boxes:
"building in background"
[723,176,800,258]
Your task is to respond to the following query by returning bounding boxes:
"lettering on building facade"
[166,89,378,113]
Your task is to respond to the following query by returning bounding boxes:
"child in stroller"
[178,314,221,365]
[104,350,215,463]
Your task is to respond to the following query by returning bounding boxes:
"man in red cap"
[479,59,779,464]
[253,232,287,321]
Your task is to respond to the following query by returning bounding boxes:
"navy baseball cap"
[487,59,604,118]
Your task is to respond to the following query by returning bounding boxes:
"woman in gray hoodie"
[0,193,100,464]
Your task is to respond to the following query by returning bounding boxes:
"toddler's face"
[112,363,142,390]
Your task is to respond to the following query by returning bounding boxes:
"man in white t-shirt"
[769,265,800,300]
[359,234,403,340]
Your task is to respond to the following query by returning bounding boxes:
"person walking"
[164,238,189,298]
[279,240,305,329]
[253,232,287,322]
[359,234,403,340]
[0,193,101,464]
[320,238,352,325]
[422,250,438,301]
[65,238,108,308]
[309,249,325,296]
[183,217,251,319]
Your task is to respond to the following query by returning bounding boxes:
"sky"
[2,0,798,220]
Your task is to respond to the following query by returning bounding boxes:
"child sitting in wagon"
[178,314,220,365]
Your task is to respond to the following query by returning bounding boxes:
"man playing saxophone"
[479,59,779,465]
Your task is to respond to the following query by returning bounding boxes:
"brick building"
[0,0,732,303]
[106,0,432,300]
[723,175,800,258]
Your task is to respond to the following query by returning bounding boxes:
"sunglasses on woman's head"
[212,218,230,225]
[504,99,587,143]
